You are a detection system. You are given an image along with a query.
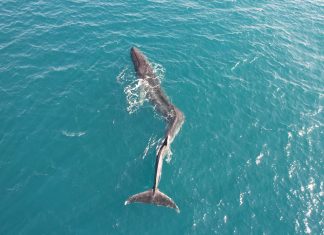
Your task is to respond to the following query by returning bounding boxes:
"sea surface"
[0,0,323,234]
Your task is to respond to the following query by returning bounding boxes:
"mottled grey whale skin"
[124,47,185,213]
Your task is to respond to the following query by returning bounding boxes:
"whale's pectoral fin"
[125,189,180,213]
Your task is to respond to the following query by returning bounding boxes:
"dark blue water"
[0,0,323,234]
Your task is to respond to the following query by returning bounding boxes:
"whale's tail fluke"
[125,189,180,213]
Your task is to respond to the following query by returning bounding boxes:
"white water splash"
[117,67,147,113]
[61,130,86,137]
[239,192,244,205]
[304,218,312,234]
[124,79,148,114]
[224,215,228,223]
[151,62,166,82]
[285,131,293,157]
[117,63,166,114]
[307,177,316,192]
[116,66,128,84]
[142,135,159,159]
[288,160,297,178]
[165,147,173,163]
[255,144,269,165]
[255,152,264,165]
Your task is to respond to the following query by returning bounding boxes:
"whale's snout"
[130,47,140,57]
[130,47,147,70]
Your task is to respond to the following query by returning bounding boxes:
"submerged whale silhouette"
[124,47,185,213]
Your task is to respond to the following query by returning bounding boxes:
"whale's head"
[130,47,151,77]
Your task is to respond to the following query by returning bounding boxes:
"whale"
[124,47,185,213]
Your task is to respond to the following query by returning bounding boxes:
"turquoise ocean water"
[1,0,323,234]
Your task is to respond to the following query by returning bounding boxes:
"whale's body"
[125,47,185,213]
